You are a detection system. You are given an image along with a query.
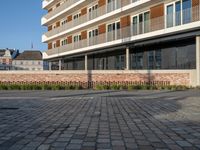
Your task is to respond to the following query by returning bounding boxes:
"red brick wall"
[0,71,191,86]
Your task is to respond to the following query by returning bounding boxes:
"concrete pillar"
[196,36,200,86]
[126,47,130,70]
[59,59,62,71]
[85,54,88,70]
[49,61,52,71]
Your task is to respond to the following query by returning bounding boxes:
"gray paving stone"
[0,90,199,150]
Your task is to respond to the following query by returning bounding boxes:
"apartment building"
[42,0,200,86]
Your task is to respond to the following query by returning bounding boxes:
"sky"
[0,0,46,52]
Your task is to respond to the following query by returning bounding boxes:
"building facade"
[12,51,48,71]
[42,0,200,86]
[0,49,19,70]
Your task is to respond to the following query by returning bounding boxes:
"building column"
[196,36,200,86]
[59,59,62,71]
[126,47,130,70]
[49,61,52,71]
[85,54,88,70]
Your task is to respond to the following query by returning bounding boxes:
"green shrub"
[74,85,83,90]
[128,85,142,90]
[119,84,127,90]
[95,84,110,90]
[0,84,9,90]
[42,84,52,90]
[110,84,120,90]
[8,84,21,90]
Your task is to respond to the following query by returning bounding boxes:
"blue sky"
[0,0,46,52]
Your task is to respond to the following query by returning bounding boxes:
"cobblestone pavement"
[0,90,200,150]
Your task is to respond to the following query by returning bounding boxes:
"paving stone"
[0,90,199,150]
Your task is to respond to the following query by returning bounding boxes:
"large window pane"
[175,1,181,26]
[167,4,174,28]
[182,0,191,24]
[132,16,138,35]
[155,50,162,69]
[131,52,144,69]
[139,14,143,34]
[147,51,154,69]
[144,12,150,33]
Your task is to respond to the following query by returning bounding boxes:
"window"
[182,0,191,24]
[155,50,162,69]
[132,11,150,35]
[88,28,99,46]
[88,4,98,20]
[166,4,174,28]
[115,55,125,70]
[61,39,68,46]
[166,0,192,28]
[61,19,67,26]
[53,42,56,48]
[148,51,154,69]
[73,13,81,20]
[175,1,181,26]
[73,35,81,42]
[131,51,144,69]
[144,12,150,33]
[130,38,196,70]
[132,16,138,35]
[107,0,120,12]
[107,21,120,41]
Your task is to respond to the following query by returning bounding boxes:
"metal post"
[85,54,88,71]
[196,36,200,86]
[126,47,130,70]
[59,59,62,71]
[49,61,52,71]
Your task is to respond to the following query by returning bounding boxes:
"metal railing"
[44,0,140,38]
[46,5,200,56]
[44,0,80,20]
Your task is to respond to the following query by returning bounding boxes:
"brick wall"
[0,71,193,87]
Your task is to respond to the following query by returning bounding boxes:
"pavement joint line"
[50,97,94,100]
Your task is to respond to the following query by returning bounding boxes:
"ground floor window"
[88,49,126,70]
[130,38,196,70]
[63,56,85,70]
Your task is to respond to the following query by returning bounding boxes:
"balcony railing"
[46,5,200,56]
[44,0,140,38]
[44,0,80,21]
[43,0,54,9]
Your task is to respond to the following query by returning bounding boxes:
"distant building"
[0,49,19,70]
[12,51,47,71]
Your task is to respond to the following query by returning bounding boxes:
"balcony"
[42,0,144,41]
[44,5,200,58]
[42,0,83,25]
[42,0,54,9]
